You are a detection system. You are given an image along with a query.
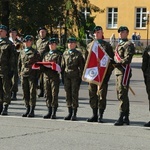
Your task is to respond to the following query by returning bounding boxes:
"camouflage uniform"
[18,36,41,117]
[114,26,135,126]
[87,40,114,122]
[36,32,49,97]
[142,45,150,127]
[61,37,85,120]
[0,37,16,115]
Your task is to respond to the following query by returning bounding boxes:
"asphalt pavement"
[0,58,150,150]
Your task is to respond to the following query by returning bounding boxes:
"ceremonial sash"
[115,50,131,86]
[82,40,109,87]
[32,62,61,73]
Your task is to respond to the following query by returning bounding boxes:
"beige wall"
[90,0,150,41]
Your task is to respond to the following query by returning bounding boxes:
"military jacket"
[142,45,150,77]
[0,38,16,76]
[87,40,114,75]
[18,47,41,77]
[61,49,85,78]
[36,37,49,58]
[42,49,62,77]
[114,40,135,75]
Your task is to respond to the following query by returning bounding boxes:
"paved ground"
[0,58,150,150]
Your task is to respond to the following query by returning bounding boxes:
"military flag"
[82,40,110,87]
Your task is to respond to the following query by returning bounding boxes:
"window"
[107,8,118,28]
[136,8,147,28]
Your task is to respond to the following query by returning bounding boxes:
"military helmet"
[118,26,129,33]
[48,37,59,44]
[9,28,18,33]
[0,24,8,32]
[23,35,34,42]
[67,37,77,43]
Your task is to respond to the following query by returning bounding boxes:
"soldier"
[42,38,62,119]
[0,25,16,115]
[142,45,150,127]
[113,26,135,126]
[18,35,41,117]
[86,26,114,123]
[9,28,22,100]
[61,37,85,121]
[36,27,49,97]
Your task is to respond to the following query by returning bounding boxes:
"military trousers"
[89,82,108,110]
[116,74,131,113]
[11,72,19,92]
[21,77,37,107]
[0,75,11,105]
[144,76,150,111]
[44,75,60,108]
[64,76,80,108]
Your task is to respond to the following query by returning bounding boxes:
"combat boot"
[0,104,3,114]
[11,92,17,100]
[22,106,30,117]
[114,112,124,126]
[64,107,72,120]
[98,109,104,123]
[1,105,8,115]
[87,108,98,122]
[51,107,57,119]
[71,108,77,121]
[123,112,130,125]
[144,121,150,127]
[28,106,35,117]
[43,107,52,119]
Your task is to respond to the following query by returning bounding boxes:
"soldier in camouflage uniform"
[142,45,150,127]
[9,28,22,100]
[18,35,41,117]
[86,26,114,123]
[61,37,85,121]
[113,26,135,126]
[0,25,16,115]
[42,38,62,119]
[36,27,49,97]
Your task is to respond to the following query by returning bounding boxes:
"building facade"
[89,0,150,46]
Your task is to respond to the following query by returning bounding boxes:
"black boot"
[28,106,35,117]
[144,121,150,127]
[0,104,3,114]
[123,112,130,125]
[114,112,124,126]
[71,108,77,121]
[1,105,8,115]
[87,108,98,122]
[43,107,52,119]
[22,106,30,117]
[98,109,104,123]
[51,107,57,119]
[64,107,72,120]
[11,92,17,100]
[38,89,44,97]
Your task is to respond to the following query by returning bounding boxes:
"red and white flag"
[32,62,61,73]
[82,40,110,87]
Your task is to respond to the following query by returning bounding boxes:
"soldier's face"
[49,43,57,50]
[39,30,47,38]
[94,30,103,40]
[68,42,76,49]
[9,31,17,39]
[119,31,129,39]
[0,29,7,38]
[23,40,32,47]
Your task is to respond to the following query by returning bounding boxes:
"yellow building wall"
[89,0,150,40]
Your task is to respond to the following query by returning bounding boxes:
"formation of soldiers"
[0,24,150,127]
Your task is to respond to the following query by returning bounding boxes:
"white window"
[136,8,147,28]
[107,8,118,28]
